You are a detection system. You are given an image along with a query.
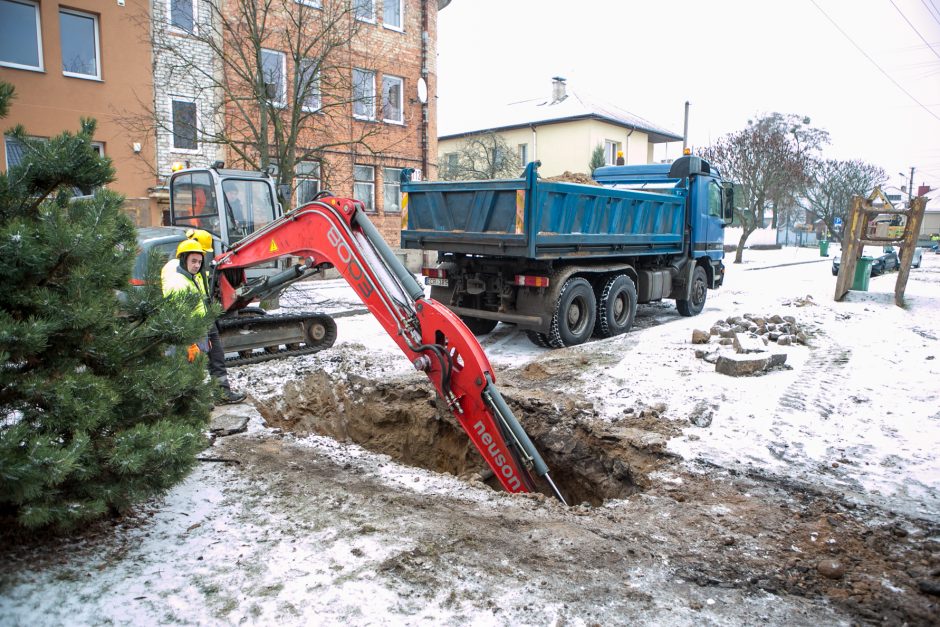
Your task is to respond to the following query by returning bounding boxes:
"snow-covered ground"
[2,245,939,625]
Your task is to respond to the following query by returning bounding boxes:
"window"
[443,152,458,178]
[518,143,528,165]
[707,181,722,218]
[261,49,286,107]
[383,0,402,30]
[295,0,321,7]
[352,69,375,120]
[295,161,321,207]
[383,168,402,213]
[221,179,279,239]
[353,0,374,22]
[604,140,621,165]
[171,99,198,150]
[4,135,28,169]
[0,0,43,71]
[299,59,321,112]
[60,9,100,79]
[382,75,403,124]
[169,0,196,34]
[171,171,220,235]
[353,165,375,211]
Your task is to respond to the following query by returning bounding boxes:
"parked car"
[832,246,899,277]
[131,226,190,285]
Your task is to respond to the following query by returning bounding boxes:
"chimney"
[918,184,931,197]
[551,76,567,103]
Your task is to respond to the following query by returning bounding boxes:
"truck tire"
[460,315,498,336]
[548,277,596,348]
[676,265,708,317]
[525,330,552,348]
[594,274,637,338]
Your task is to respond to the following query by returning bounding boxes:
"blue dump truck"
[400,155,734,348]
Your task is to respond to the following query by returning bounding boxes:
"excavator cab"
[169,165,282,249]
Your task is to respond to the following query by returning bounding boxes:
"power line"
[921,0,940,26]
[808,0,940,123]
[891,0,940,60]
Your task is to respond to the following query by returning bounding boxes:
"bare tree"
[700,113,828,262]
[804,159,886,242]
[134,0,404,200]
[440,132,522,180]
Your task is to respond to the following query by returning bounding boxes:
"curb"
[743,258,831,272]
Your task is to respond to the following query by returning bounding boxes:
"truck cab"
[593,155,734,287]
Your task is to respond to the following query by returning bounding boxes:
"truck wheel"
[676,266,708,317]
[525,330,552,348]
[594,274,637,338]
[460,315,498,336]
[548,277,596,348]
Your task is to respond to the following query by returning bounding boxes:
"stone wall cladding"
[152,0,223,178]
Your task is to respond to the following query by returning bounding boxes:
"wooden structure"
[834,189,927,306]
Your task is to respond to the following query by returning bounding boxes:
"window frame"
[170,97,199,153]
[354,0,375,23]
[381,75,404,124]
[299,58,321,113]
[383,167,402,214]
[604,140,621,166]
[0,0,44,72]
[352,68,376,121]
[294,0,321,7]
[168,0,197,35]
[59,7,101,80]
[353,164,375,212]
[261,48,287,109]
[383,0,403,31]
[166,0,199,35]
[518,143,528,166]
[294,160,321,207]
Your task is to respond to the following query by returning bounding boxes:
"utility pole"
[900,167,915,204]
[682,101,690,153]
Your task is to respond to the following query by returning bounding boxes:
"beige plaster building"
[0,0,155,223]
[438,77,682,178]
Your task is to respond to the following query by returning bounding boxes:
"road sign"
[834,217,843,229]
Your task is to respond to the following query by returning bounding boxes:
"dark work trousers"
[207,322,231,391]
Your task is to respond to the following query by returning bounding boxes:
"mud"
[253,365,940,625]
[256,366,675,506]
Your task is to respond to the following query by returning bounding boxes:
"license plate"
[425,277,449,287]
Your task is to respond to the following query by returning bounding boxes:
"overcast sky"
[436,0,940,196]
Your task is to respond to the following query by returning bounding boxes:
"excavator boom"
[214,195,565,502]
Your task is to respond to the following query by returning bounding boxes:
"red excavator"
[166,164,566,503]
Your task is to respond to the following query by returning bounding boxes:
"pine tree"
[589,145,605,174]
[0,82,215,531]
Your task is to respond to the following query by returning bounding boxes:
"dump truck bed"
[401,166,688,260]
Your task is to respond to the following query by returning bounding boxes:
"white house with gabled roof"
[438,77,683,178]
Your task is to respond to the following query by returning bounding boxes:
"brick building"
[150,0,447,247]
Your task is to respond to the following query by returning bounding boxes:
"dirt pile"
[544,171,600,186]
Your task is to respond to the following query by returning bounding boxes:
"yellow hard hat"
[176,238,206,259]
[185,228,213,252]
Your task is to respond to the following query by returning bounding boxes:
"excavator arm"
[214,195,566,503]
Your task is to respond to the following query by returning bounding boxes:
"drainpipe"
[530,124,537,165]
[682,101,690,153]
[420,0,429,178]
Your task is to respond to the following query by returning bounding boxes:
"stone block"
[715,353,770,376]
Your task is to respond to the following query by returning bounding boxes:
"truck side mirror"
[721,183,735,223]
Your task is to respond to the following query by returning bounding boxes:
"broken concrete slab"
[715,353,771,376]
[733,333,767,354]
[209,403,254,436]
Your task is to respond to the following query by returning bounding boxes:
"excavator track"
[217,312,337,367]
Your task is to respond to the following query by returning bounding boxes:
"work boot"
[219,389,247,405]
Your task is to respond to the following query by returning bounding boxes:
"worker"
[615,150,625,165]
[162,237,246,405]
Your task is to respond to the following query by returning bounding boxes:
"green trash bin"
[852,256,873,291]
[819,240,829,257]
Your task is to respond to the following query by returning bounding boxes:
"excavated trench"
[254,368,678,506]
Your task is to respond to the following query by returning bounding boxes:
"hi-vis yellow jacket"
[161,260,209,317]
